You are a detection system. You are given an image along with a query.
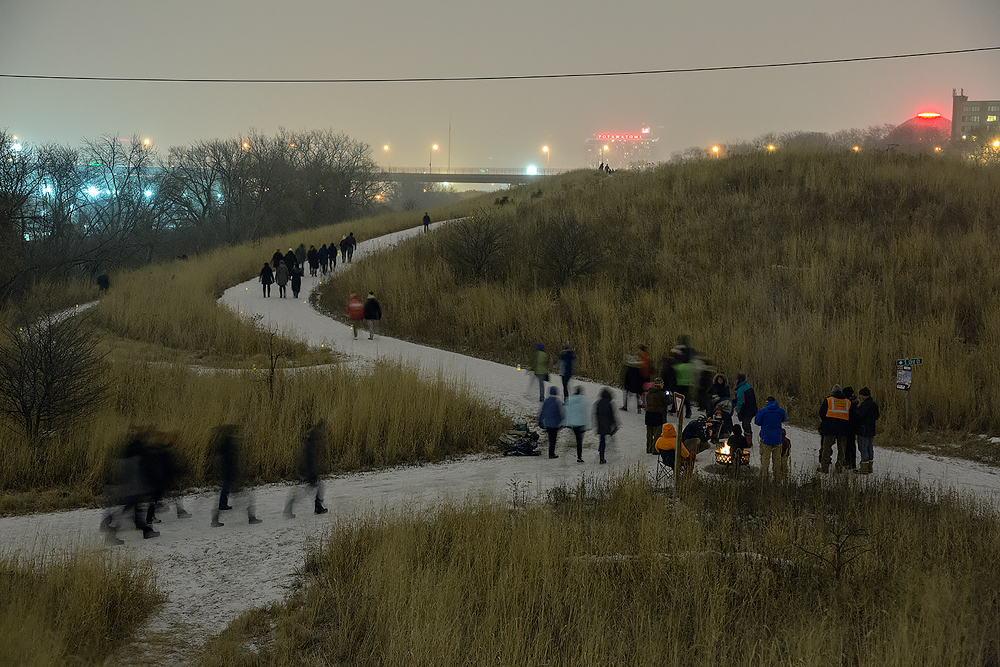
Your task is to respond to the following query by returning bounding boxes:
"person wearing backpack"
[734,373,758,445]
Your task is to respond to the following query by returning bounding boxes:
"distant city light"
[41,185,52,194]
[526,165,538,175]
[11,143,22,152]
[87,186,100,197]
[144,190,153,198]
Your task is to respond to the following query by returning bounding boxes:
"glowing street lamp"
[542,145,549,172]
[711,145,720,157]
[383,144,390,171]
[143,138,151,147]
[768,145,776,152]
[994,140,1000,149]
[429,143,438,172]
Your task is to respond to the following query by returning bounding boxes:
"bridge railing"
[381,167,562,176]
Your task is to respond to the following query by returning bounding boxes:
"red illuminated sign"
[594,133,643,141]
[916,112,941,119]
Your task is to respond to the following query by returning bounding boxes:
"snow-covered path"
[1,221,998,664]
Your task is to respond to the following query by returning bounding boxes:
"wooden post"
[674,395,684,500]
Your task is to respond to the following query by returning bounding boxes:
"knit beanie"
[859,387,871,396]
[832,384,842,394]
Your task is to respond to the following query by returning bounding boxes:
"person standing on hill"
[539,386,564,459]
[593,387,619,464]
[318,244,329,275]
[259,263,274,298]
[557,344,576,399]
[346,293,365,339]
[621,354,644,412]
[819,384,853,473]
[563,386,589,463]
[530,343,549,402]
[644,378,668,454]
[345,232,357,262]
[363,291,382,340]
[754,396,786,480]
[274,260,289,298]
[734,373,758,444]
[339,236,349,263]
[329,241,337,270]
[423,212,431,232]
[290,265,302,299]
[854,387,880,475]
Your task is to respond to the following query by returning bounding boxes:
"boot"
[314,498,328,515]
[142,527,160,539]
[248,513,262,525]
[176,506,192,519]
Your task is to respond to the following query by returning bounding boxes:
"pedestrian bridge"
[381,167,561,186]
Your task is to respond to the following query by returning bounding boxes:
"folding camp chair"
[654,446,676,489]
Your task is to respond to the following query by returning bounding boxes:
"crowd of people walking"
[258,234,358,298]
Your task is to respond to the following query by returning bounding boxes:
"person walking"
[539,386,564,459]
[530,343,549,402]
[290,265,302,299]
[345,232,357,262]
[422,212,431,232]
[271,249,285,270]
[661,354,678,414]
[754,396,787,480]
[593,387,619,464]
[644,377,668,454]
[819,384,853,473]
[363,291,382,340]
[841,386,860,470]
[339,236,349,264]
[734,373,758,445]
[564,386,589,462]
[621,353,644,412]
[274,260,289,298]
[295,243,307,270]
[854,387,880,475]
[259,263,274,298]
[210,424,261,527]
[329,241,337,270]
[283,248,298,274]
[318,244,329,275]
[307,245,319,277]
[557,344,576,399]
[673,354,694,418]
[346,293,365,338]
[283,420,329,518]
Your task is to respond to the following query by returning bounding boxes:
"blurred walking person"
[283,248,298,274]
[271,249,284,269]
[274,260,289,298]
[854,387,880,475]
[673,349,694,418]
[99,430,160,544]
[210,424,261,527]
[539,386,564,459]
[644,377,668,454]
[564,386,589,463]
[529,343,549,402]
[284,420,329,518]
[329,240,337,269]
[364,291,382,340]
[346,293,365,339]
[557,343,576,399]
[593,387,619,464]
[621,354,644,412]
[754,396,786,481]
[259,263,274,298]
[339,236,349,264]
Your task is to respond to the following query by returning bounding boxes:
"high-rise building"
[951,89,1000,145]
[585,127,658,168]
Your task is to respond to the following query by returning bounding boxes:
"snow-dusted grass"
[0,547,162,666]
[204,472,1000,667]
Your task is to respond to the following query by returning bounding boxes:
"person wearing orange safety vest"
[818,384,854,473]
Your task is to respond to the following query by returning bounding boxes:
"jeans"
[760,443,780,480]
[857,435,874,463]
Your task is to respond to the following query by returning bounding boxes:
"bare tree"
[532,211,605,288]
[438,207,513,281]
[0,310,108,444]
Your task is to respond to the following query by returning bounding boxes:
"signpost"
[895,358,922,425]
[673,393,685,499]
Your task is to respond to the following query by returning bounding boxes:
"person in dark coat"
[819,384,854,473]
[283,248,298,273]
[329,241,338,269]
[210,424,261,527]
[423,212,431,232]
[307,245,319,277]
[319,244,329,274]
[271,249,285,270]
[339,236,349,263]
[259,263,274,297]
[142,433,191,525]
[660,355,678,414]
[284,420,329,518]
[291,266,302,299]
[96,274,110,293]
[593,387,619,464]
[538,386,564,459]
[621,354,644,412]
[345,232,357,262]
[99,430,160,543]
[707,374,730,402]
[363,291,382,340]
[274,260,290,298]
[734,373,758,444]
[557,344,576,399]
[841,386,859,470]
[295,243,307,269]
[853,387,880,475]
[644,378,669,454]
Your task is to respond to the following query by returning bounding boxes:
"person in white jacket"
[563,386,589,463]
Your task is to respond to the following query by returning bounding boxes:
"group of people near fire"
[530,336,880,477]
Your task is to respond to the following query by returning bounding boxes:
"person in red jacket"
[346,293,364,339]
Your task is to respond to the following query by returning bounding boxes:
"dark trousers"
[677,386,692,417]
[844,435,857,469]
[278,285,286,297]
[546,428,559,457]
[262,284,270,297]
[347,248,354,262]
[572,426,585,460]
[561,375,571,399]
[598,434,609,461]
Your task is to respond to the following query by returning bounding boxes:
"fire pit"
[714,444,750,466]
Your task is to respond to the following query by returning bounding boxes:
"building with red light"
[883,112,951,153]
[585,127,658,168]
[951,89,1000,145]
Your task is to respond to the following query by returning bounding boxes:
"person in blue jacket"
[754,396,786,480]
[538,386,564,459]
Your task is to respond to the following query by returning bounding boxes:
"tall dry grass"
[202,472,1000,667]
[0,547,161,666]
[0,357,510,513]
[317,152,1000,434]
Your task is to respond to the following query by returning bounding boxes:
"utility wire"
[2,46,998,84]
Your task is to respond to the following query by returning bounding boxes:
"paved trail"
[1,220,997,664]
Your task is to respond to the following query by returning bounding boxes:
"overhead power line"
[1,46,998,84]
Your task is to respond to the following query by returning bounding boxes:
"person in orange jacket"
[346,293,365,339]
[654,423,693,475]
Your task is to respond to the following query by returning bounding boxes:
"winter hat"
[549,386,558,395]
[832,384,842,394]
[367,291,375,298]
[737,373,746,383]
[842,386,855,399]
[859,387,871,396]
[731,424,743,436]
[536,343,544,351]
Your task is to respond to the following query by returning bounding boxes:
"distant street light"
[542,145,549,172]
[383,144,390,171]
[429,143,439,172]
[711,145,720,157]
[994,140,1000,148]
[768,145,775,152]
[143,138,150,147]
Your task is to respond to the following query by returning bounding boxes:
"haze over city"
[1,0,998,168]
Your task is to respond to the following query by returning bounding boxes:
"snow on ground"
[1,220,998,664]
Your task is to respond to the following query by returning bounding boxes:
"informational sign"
[896,366,912,391]
[896,358,923,367]
[673,393,685,413]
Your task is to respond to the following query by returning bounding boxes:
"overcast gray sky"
[1,0,998,168]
